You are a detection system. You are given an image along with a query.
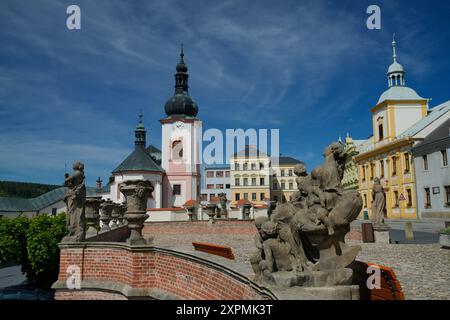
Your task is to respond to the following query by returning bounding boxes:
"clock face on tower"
[174,121,184,129]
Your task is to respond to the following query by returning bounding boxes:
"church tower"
[160,46,202,207]
[371,34,428,148]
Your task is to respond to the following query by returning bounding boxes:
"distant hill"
[0,181,61,199]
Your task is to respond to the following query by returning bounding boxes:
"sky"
[0,0,449,186]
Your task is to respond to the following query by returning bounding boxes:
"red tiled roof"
[235,199,253,207]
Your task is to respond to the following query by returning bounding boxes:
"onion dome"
[164,45,199,117]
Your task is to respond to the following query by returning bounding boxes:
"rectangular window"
[393,190,399,207]
[260,178,265,185]
[281,169,285,177]
[289,182,293,190]
[206,171,214,178]
[423,155,428,170]
[173,184,181,195]
[404,153,410,173]
[281,182,286,189]
[424,188,431,207]
[243,178,248,186]
[252,193,257,201]
[288,169,293,176]
[206,184,214,189]
[445,186,450,205]
[260,162,264,170]
[216,184,224,189]
[251,178,256,186]
[234,163,240,170]
[251,163,256,170]
[392,157,397,175]
[407,189,412,207]
[442,150,448,166]
[235,193,240,201]
[380,160,385,178]
[225,184,230,189]
[363,194,367,208]
[209,194,215,201]
[272,182,278,190]
[225,171,230,177]
[243,163,248,170]
[361,165,366,181]
[378,124,384,141]
[260,193,265,201]
[235,178,240,186]
[243,193,248,200]
[216,171,224,177]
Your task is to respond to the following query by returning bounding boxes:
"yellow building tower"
[355,35,429,219]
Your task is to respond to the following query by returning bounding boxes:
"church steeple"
[134,112,146,149]
[175,44,189,94]
[164,45,199,118]
[387,33,406,87]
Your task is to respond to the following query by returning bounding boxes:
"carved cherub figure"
[250,216,269,281]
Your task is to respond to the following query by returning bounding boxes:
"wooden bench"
[349,260,405,300]
[192,242,235,260]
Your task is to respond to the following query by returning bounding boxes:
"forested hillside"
[0,181,60,199]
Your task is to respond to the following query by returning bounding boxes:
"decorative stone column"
[203,203,217,225]
[100,200,114,232]
[85,197,102,239]
[119,180,153,245]
[110,204,120,228]
[118,203,127,226]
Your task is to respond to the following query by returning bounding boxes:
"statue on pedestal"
[218,192,228,218]
[371,177,387,228]
[251,142,363,289]
[62,161,86,242]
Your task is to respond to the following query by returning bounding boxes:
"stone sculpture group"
[251,142,363,288]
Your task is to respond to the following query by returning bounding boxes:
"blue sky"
[0,0,449,186]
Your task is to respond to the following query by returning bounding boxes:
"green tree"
[24,213,68,288]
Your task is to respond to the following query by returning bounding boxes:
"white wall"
[112,172,163,208]
[394,104,423,136]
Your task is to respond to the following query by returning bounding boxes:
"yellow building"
[270,157,302,202]
[230,145,271,206]
[355,36,429,219]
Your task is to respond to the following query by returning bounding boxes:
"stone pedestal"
[119,180,153,245]
[373,224,390,244]
[100,200,114,232]
[85,197,102,239]
[271,285,360,300]
[405,221,414,240]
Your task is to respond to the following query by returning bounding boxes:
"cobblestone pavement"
[349,241,450,300]
[153,234,450,300]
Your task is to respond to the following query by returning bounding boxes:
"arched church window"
[172,140,183,160]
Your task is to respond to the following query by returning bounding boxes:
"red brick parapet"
[143,220,258,236]
[52,242,276,300]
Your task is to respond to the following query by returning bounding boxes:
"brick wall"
[143,220,258,236]
[53,243,274,300]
